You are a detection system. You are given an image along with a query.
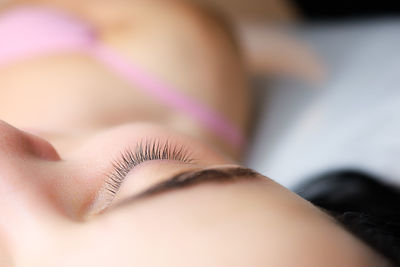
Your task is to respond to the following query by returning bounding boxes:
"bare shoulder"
[1,0,231,32]
[0,0,250,156]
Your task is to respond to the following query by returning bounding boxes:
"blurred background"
[187,0,400,188]
[191,0,400,22]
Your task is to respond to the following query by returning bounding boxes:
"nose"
[0,120,89,219]
[0,120,60,161]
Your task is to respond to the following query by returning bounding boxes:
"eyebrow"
[113,167,261,209]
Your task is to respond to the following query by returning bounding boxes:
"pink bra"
[0,6,245,149]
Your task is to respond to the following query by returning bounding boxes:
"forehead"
[82,178,374,267]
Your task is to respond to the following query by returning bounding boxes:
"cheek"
[74,123,231,161]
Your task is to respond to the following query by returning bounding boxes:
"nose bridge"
[0,167,67,264]
[0,121,58,220]
[0,120,60,161]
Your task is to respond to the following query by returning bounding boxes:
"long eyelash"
[104,139,193,196]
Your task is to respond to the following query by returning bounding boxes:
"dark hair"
[295,170,400,266]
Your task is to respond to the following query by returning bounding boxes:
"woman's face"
[0,120,381,266]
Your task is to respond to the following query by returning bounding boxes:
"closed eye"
[104,139,194,196]
[87,138,196,216]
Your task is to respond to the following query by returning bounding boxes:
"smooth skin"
[0,0,386,266]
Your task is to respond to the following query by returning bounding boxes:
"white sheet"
[246,19,400,188]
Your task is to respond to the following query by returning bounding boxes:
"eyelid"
[87,139,194,215]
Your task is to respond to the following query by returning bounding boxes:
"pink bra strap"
[89,44,245,148]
